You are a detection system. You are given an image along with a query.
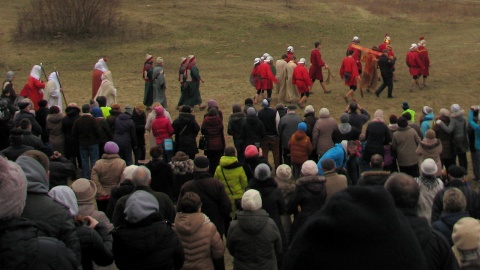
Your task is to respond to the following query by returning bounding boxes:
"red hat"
[244,145,259,158]
[419,36,425,41]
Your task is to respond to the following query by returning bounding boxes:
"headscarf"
[30,65,42,80]
[48,72,60,91]
[5,71,14,81]
[372,109,385,123]
[48,186,79,217]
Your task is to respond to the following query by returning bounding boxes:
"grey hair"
[132,166,151,187]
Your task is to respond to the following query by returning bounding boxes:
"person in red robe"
[347,36,362,74]
[251,58,262,104]
[340,50,361,104]
[26,65,45,110]
[417,37,430,88]
[292,58,313,109]
[309,41,331,94]
[258,58,278,100]
[378,33,396,81]
[405,43,425,92]
[92,58,108,99]
[286,46,295,63]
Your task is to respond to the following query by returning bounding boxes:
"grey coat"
[439,110,469,153]
[279,112,302,149]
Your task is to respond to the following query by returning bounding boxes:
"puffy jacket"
[227,112,246,140]
[174,213,224,270]
[214,155,248,214]
[201,115,225,151]
[46,113,65,154]
[114,113,137,149]
[152,114,174,146]
[241,115,266,147]
[172,112,200,156]
[288,130,313,164]
[75,222,113,270]
[91,153,126,197]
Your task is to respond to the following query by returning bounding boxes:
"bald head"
[385,173,420,209]
[370,154,384,169]
[132,166,151,187]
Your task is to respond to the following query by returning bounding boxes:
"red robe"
[251,64,262,91]
[92,69,103,99]
[348,43,362,71]
[339,56,359,86]
[406,51,425,76]
[27,77,45,110]
[258,62,278,90]
[292,65,313,94]
[417,45,430,76]
[309,49,325,80]
[286,52,294,63]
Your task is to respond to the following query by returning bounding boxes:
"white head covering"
[353,36,360,42]
[30,65,42,80]
[410,43,418,50]
[298,58,306,64]
[96,58,108,72]
[48,186,79,217]
[287,46,294,52]
[254,58,261,65]
[48,72,60,91]
[5,71,14,81]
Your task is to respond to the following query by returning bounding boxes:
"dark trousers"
[441,157,457,175]
[399,164,420,178]
[134,145,146,165]
[282,148,291,166]
[261,136,281,170]
[205,149,224,175]
[376,73,393,97]
[233,139,245,163]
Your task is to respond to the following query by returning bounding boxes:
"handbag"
[221,168,242,210]
[198,135,208,150]
[163,138,174,151]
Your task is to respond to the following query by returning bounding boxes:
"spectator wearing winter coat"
[170,151,194,203]
[46,105,65,154]
[303,105,318,161]
[240,107,266,150]
[71,178,114,232]
[345,102,370,131]
[279,105,302,165]
[112,166,176,227]
[357,154,390,187]
[112,190,184,270]
[284,186,428,270]
[202,107,226,175]
[174,192,224,270]
[431,165,479,222]
[416,129,443,177]
[105,165,137,219]
[289,122,313,178]
[312,108,337,159]
[91,141,126,211]
[35,99,49,142]
[468,106,480,179]
[385,173,459,270]
[420,105,435,137]
[363,109,391,163]
[0,155,78,270]
[17,152,81,266]
[62,103,81,167]
[146,145,175,200]
[415,159,445,223]
[242,145,271,181]
[48,186,114,270]
[402,111,423,139]
[433,109,455,172]
[432,188,470,246]
[48,151,75,188]
[287,160,327,242]
[172,105,200,159]
[113,109,138,166]
[1,128,34,161]
[14,100,42,136]
[317,140,348,175]
[258,99,281,170]
[332,113,361,143]
[145,102,172,149]
[392,117,421,177]
[214,147,248,217]
[321,158,348,202]
[19,118,52,155]
[227,189,282,270]
[132,103,147,164]
[91,106,112,157]
[227,104,246,162]
[452,217,480,268]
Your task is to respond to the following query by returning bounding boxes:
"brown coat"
[91,154,126,197]
[312,116,338,156]
[415,138,443,176]
[392,126,421,167]
[174,212,224,270]
[324,170,348,203]
[46,113,65,154]
[288,130,313,164]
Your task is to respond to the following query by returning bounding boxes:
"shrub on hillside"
[15,0,123,40]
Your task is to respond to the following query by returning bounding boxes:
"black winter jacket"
[75,221,113,270]
[113,113,137,149]
[431,179,480,222]
[172,112,200,156]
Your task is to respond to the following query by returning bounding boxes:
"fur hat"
[125,190,159,224]
[397,117,408,128]
[340,113,349,123]
[135,102,146,111]
[319,108,330,117]
[254,163,271,181]
[452,217,480,250]
[321,158,336,172]
[402,102,410,110]
[241,189,262,211]
[276,164,292,181]
[451,104,461,113]
[448,165,466,178]
[104,141,119,154]
[173,151,189,162]
[194,156,209,170]
[71,178,97,204]
[304,105,314,114]
[0,157,27,220]
[425,130,436,140]
[154,106,164,116]
[244,145,259,158]
[421,158,437,175]
[301,160,318,176]
[298,122,307,132]
[122,165,139,181]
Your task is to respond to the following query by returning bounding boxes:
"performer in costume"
[44,71,63,110]
[92,58,108,99]
[292,58,313,109]
[177,57,189,110]
[309,41,331,94]
[347,36,362,75]
[152,57,167,108]
[95,70,117,106]
[361,46,379,93]
[251,58,262,104]
[378,33,396,81]
[258,57,278,100]
[183,55,205,110]
[405,43,425,92]
[286,46,295,63]
[143,54,154,109]
[417,37,430,88]
[286,56,299,103]
[26,65,45,110]
[276,54,288,103]
[340,50,361,104]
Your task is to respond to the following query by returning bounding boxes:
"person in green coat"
[182,55,205,109]
[214,147,248,218]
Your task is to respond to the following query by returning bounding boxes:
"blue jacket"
[317,143,346,175]
[469,110,480,150]
[420,113,434,137]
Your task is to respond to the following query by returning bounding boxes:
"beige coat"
[91,154,126,197]
[95,71,117,107]
[392,126,421,167]
[46,113,65,154]
[415,138,443,176]
[324,171,348,203]
[275,59,288,103]
[174,212,224,270]
[312,116,338,157]
[285,60,299,102]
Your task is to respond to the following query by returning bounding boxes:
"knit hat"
[262,99,270,108]
[154,106,164,116]
[304,105,314,114]
[104,141,119,154]
[125,190,159,224]
[207,100,218,108]
[452,217,480,250]
[340,113,349,123]
[397,117,408,128]
[283,186,426,270]
[276,164,292,181]
[70,178,97,204]
[244,145,259,158]
[0,157,27,220]
[91,107,103,118]
[425,130,436,140]
[173,151,189,162]
[247,107,256,116]
[402,102,410,110]
[422,106,433,115]
[135,102,146,111]
[124,105,133,115]
[241,189,262,211]
[301,160,318,176]
[389,114,398,124]
[448,165,466,178]
[451,104,461,113]
[254,163,271,181]
[194,156,209,170]
[319,108,330,117]
[421,158,437,175]
[298,122,307,132]
[122,165,139,181]
[321,158,336,172]
[145,54,153,61]
[18,101,30,110]
[48,186,78,217]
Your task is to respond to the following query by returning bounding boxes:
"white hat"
[145,54,153,61]
[319,107,330,117]
[451,104,461,113]
[304,105,314,114]
[410,43,418,50]
[421,158,438,175]
[298,58,306,64]
[353,36,360,42]
[301,160,318,176]
[242,189,262,211]
[267,56,274,62]
[262,53,270,59]
[287,46,294,52]
[254,57,261,65]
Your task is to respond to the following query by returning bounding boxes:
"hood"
[47,72,60,90]
[16,156,49,194]
[219,155,242,169]
[439,211,470,229]
[124,190,159,224]
[118,113,132,121]
[30,65,42,80]
[47,113,64,123]
[293,130,307,140]
[230,112,245,122]
[102,70,113,83]
[203,115,222,127]
[296,175,326,193]
[422,113,434,121]
[175,212,210,235]
[177,112,195,123]
[419,138,441,150]
[236,209,270,234]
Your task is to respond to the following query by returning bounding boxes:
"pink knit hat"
[244,145,259,158]
[154,106,164,116]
